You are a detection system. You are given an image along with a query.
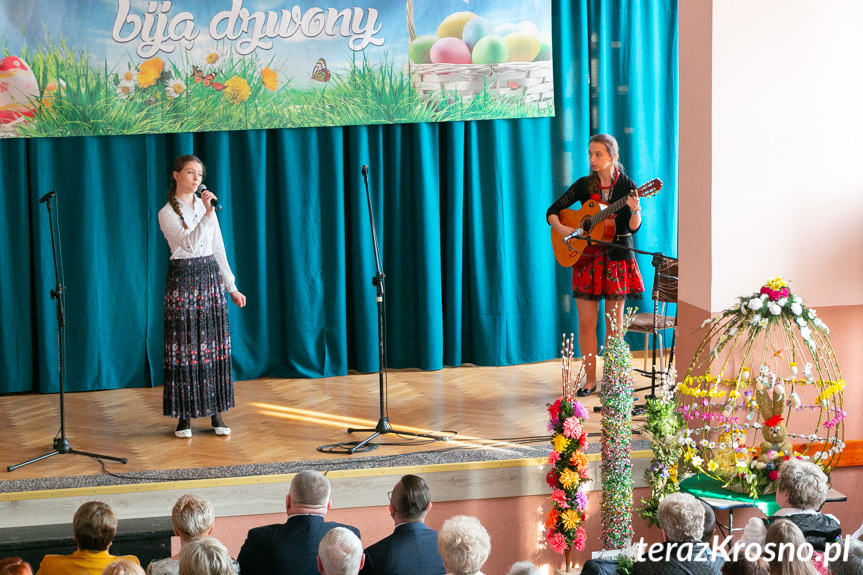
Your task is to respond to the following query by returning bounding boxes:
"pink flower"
[780,287,789,298]
[547,530,568,554]
[548,450,561,465]
[579,433,589,448]
[563,416,583,439]
[550,489,570,509]
[572,401,589,420]
[769,290,780,301]
[760,286,771,296]
[574,527,587,551]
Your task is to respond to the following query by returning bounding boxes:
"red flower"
[760,286,770,296]
[548,398,562,421]
[546,469,559,488]
[591,194,601,201]
[574,527,587,551]
[550,489,570,509]
[768,470,779,481]
[579,432,589,448]
[764,415,784,428]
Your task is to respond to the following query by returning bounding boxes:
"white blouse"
[157,196,237,293]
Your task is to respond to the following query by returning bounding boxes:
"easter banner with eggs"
[0,0,552,138]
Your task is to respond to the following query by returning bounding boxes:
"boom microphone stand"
[8,191,128,472]
[317,166,447,454]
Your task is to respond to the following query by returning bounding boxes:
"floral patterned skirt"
[572,252,644,301]
[163,255,234,418]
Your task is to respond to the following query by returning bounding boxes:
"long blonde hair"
[765,520,819,575]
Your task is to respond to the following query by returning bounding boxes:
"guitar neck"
[587,191,635,228]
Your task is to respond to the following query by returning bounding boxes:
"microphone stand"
[574,236,677,411]
[317,166,447,454]
[8,191,128,472]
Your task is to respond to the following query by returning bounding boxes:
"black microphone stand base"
[8,438,128,472]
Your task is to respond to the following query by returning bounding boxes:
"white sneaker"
[174,428,192,438]
[214,427,231,436]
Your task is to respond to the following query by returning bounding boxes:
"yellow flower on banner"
[138,57,164,88]
[223,76,251,105]
[261,67,278,91]
[559,467,580,490]
[552,434,570,453]
[561,509,581,530]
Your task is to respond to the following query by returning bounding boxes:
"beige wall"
[679,1,863,439]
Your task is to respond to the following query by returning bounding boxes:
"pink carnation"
[574,527,587,551]
[548,450,561,465]
[550,489,570,508]
[563,416,583,439]
[547,530,568,554]
[760,286,770,296]
[780,287,789,298]
[769,289,780,301]
[572,401,589,420]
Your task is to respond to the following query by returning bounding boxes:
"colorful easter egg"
[471,35,509,65]
[437,11,477,39]
[517,20,540,35]
[430,37,472,65]
[462,17,494,51]
[494,23,518,37]
[0,56,40,124]
[535,33,553,61]
[409,35,438,64]
[504,32,541,63]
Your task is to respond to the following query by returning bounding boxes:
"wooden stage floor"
[1,359,659,485]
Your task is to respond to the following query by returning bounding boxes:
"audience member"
[317,527,364,575]
[237,470,360,575]
[359,474,446,575]
[178,537,233,575]
[0,558,33,575]
[721,558,769,575]
[437,516,490,575]
[506,561,539,575]
[828,538,863,575]
[35,501,140,575]
[738,459,840,553]
[103,560,146,575]
[631,492,723,575]
[700,500,717,543]
[147,495,238,575]
[764,520,819,575]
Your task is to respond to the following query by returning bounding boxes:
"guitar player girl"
[546,133,644,396]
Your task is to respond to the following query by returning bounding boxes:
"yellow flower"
[559,468,580,490]
[261,67,278,91]
[138,57,165,88]
[223,76,251,105]
[561,509,581,530]
[766,277,789,290]
[552,434,570,453]
[669,465,678,482]
[206,52,220,65]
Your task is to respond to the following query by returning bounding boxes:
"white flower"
[796,317,806,326]
[735,458,749,468]
[777,298,787,307]
[700,439,709,447]
[808,309,817,319]
[198,48,228,72]
[768,303,781,316]
[116,80,135,99]
[800,326,812,340]
[709,442,716,449]
[760,293,769,301]
[692,456,704,467]
[758,317,769,327]
[760,365,770,375]
[729,327,738,336]
[808,433,818,441]
[701,318,712,329]
[118,70,138,84]
[792,295,802,303]
[165,79,187,99]
[750,314,762,326]
[790,303,803,316]
[748,298,763,311]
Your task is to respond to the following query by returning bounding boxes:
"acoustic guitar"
[550,178,662,268]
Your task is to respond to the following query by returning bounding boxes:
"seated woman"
[178,537,234,575]
[103,560,145,575]
[737,458,840,553]
[0,557,33,575]
[437,516,491,575]
[147,495,239,575]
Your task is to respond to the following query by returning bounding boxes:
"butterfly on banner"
[311,58,331,82]
[190,65,226,91]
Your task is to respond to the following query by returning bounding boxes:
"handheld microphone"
[39,190,56,204]
[563,228,584,242]
[361,164,368,184]
[197,184,222,211]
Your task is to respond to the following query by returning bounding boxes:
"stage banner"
[0,0,553,138]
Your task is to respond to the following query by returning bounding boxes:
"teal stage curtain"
[0,0,678,393]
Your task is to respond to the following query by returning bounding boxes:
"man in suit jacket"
[238,470,361,575]
[359,475,446,575]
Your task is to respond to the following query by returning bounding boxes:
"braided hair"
[587,134,624,199]
[168,154,206,230]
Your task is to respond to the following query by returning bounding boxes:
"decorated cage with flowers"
[545,334,591,556]
[678,278,845,497]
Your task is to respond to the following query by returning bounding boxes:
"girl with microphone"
[157,155,246,438]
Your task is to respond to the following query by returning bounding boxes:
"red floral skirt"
[572,252,644,301]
